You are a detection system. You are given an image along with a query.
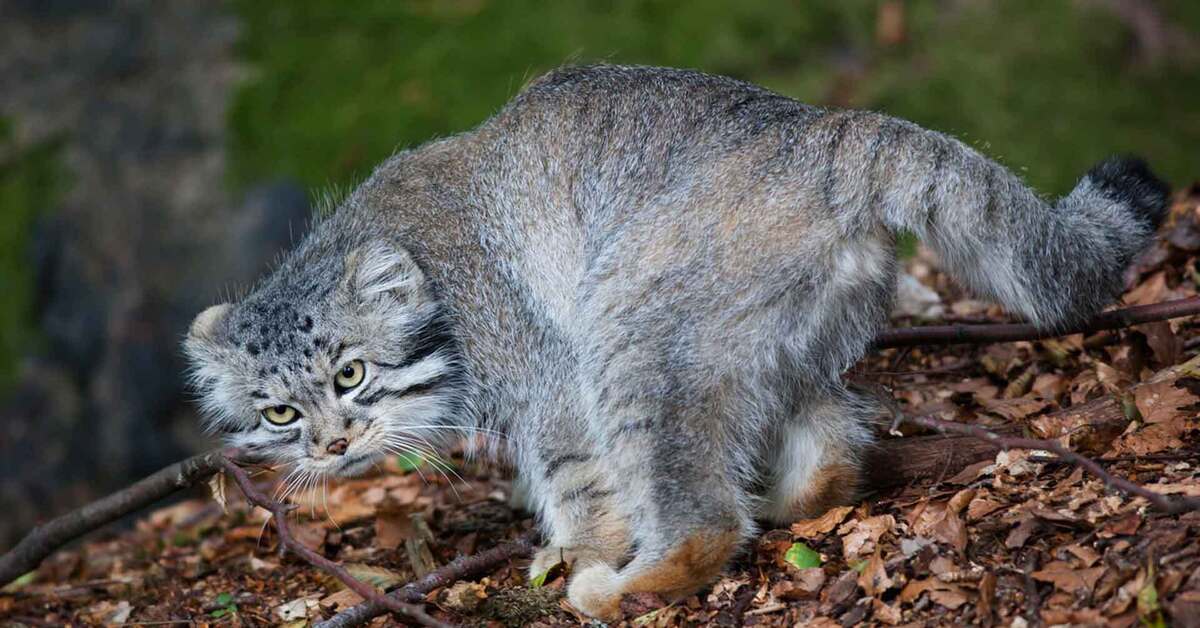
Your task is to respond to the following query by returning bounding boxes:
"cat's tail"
[865,117,1168,328]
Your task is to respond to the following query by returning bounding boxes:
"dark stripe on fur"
[378,314,456,372]
[545,452,592,478]
[354,374,448,406]
[822,113,855,210]
[561,479,613,503]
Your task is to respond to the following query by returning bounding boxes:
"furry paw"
[566,562,624,620]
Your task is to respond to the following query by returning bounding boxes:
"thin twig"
[314,534,536,628]
[0,448,230,587]
[216,458,450,628]
[898,414,1200,515]
[874,296,1200,348]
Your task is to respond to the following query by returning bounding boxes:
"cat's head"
[184,240,462,478]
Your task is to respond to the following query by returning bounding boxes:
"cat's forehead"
[225,295,330,360]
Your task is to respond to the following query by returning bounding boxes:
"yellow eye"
[261,405,299,425]
[335,359,366,392]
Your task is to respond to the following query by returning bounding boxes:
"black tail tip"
[1087,155,1171,229]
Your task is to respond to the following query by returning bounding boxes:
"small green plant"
[210,592,238,619]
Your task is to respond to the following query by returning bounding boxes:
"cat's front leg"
[522,445,633,579]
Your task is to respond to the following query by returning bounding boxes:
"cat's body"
[186,65,1167,618]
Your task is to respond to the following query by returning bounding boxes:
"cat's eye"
[335,359,366,393]
[261,405,300,425]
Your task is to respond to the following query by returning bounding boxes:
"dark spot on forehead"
[247,342,260,356]
[269,365,278,374]
[313,337,324,348]
[250,390,268,400]
[299,316,314,332]
[257,367,267,377]
[303,348,312,358]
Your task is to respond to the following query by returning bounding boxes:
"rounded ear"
[189,303,232,339]
[343,241,427,303]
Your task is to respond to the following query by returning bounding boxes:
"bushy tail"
[868,118,1169,328]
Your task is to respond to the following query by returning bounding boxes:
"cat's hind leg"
[759,385,877,524]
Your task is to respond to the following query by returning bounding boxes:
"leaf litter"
[3,188,1200,626]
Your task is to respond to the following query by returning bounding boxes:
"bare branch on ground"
[216,457,450,628]
[894,413,1200,515]
[314,535,536,628]
[0,449,229,587]
[874,296,1200,348]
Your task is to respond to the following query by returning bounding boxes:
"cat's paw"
[566,562,623,620]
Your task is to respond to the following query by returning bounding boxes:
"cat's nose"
[326,438,349,456]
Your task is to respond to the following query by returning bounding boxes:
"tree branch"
[314,535,536,628]
[895,413,1200,515]
[216,458,450,628]
[0,448,229,587]
[874,296,1200,348]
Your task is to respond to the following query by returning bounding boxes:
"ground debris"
[3,190,1200,626]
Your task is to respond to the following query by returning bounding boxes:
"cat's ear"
[189,303,232,340]
[343,241,428,304]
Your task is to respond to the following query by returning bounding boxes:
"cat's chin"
[332,452,382,477]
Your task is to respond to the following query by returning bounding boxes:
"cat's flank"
[185,65,1167,618]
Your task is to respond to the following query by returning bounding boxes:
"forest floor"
[4,189,1200,627]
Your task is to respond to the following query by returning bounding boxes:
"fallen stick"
[5,296,1200,611]
[874,295,1200,348]
[865,352,1200,490]
[894,413,1200,515]
[0,448,229,587]
[314,535,536,628]
[217,458,449,628]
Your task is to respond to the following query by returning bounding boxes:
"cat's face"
[184,242,460,479]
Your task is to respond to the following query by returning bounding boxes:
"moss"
[0,124,63,388]
[230,0,1199,198]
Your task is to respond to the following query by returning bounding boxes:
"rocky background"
[0,0,310,545]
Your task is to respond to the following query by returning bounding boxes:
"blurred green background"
[3,0,1200,386]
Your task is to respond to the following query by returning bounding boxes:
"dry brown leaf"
[966,493,1007,521]
[775,568,826,600]
[442,581,488,613]
[899,578,933,605]
[1032,561,1105,594]
[858,550,893,597]
[1032,373,1068,402]
[791,505,854,539]
[839,514,895,560]
[1134,379,1198,424]
[319,589,364,612]
[910,501,968,552]
[1063,543,1102,568]
[1005,517,1040,549]
[872,598,902,625]
[929,585,970,610]
[374,504,416,550]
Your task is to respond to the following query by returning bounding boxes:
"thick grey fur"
[184,65,1167,615]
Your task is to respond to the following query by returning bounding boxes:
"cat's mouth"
[333,451,381,477]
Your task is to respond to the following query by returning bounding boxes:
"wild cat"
[185,65,1167,618]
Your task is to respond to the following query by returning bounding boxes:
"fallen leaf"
[442,581,488,613]
[784,542,822,569]
[872,598,902,625]
[857,550,893,596]
[774,568,825,600]
[839,515,895,560]
[342,563,404,591]
[791,505,854,538]
[1032,561,1105,594]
